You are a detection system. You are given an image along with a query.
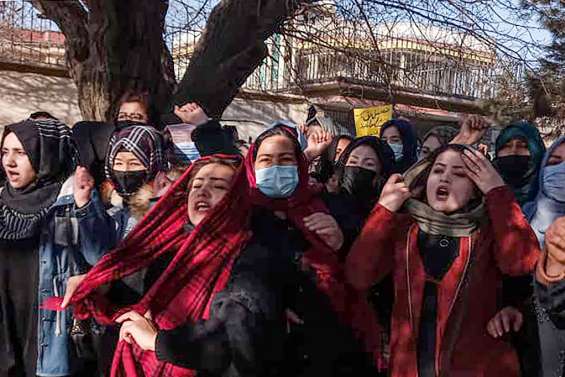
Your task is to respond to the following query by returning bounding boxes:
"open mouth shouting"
[436,185,450,201]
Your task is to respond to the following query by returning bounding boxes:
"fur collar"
[101,180,155,220]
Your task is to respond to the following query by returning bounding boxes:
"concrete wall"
[222,97,309,141]
[0,70,82,126]
[0,70,308,141]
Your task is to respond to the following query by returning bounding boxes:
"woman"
[315,135,353,192]
[488,121,546,377]
[100,124,167,238]
[245,125,380,376]
[323,136,394,251]
[494,121,546,207]
[379,119,418,174]
[418,126,458,161]
[346,144,539,377]
[525,136,565,247]
[535,216,565,377]
[116,91,152,125]
[0,118,109,376]
[69,155,259,377]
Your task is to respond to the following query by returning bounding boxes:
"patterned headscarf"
[105,125,165,189]
[0,118,77,239]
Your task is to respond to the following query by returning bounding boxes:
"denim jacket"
[36,177,115,376]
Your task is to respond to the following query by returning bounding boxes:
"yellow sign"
[354,105,393,137]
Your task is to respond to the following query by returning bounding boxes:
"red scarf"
[72,133,382,376]
[71,155,252,377]
[243,134,383,370]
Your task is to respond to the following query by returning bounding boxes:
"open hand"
[304,130,332,161]
[461,148,505,194]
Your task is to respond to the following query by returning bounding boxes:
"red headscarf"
[71,128,382,376]
[244,126,384,369]
[71,154,251,377]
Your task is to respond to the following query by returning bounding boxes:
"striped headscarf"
[0,118,76,240]
[105,125,165,195]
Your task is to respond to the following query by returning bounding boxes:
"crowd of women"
[2,91,565,377]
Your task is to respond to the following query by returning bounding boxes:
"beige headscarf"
[402,144,487,237]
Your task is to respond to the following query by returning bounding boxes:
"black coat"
[155,225,293,377]
[535,279,565,377]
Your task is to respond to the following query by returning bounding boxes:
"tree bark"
[173,0,309,119]
[31,0,176,122]
[32,0,309,122]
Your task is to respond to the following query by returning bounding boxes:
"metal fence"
[1,1,523,102]
[0,0,66,68]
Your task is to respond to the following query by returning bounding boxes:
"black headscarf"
[315,135,354,183]
[379,119,418,173]
[72,121,116,185]
[0,119,76,240]
[335,136,394,210]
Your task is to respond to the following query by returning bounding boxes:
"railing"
[1,1,523,102]
[292,47,509,100]
[0,0,66,68]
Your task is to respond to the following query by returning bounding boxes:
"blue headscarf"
[379,119,418,174]
[494,121,545,206]
[524,136,565,247]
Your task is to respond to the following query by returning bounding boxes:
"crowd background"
[0,91,565,377]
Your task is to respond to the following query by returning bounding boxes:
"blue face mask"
[388,142,404,162]
[256,165,299,198]
[543,162,565,202]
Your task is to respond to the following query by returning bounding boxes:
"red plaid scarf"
[71,154,252,377]
[71,131,382,376]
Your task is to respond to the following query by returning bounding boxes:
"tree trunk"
[32,0,176,122]
[174,0,308,119]
[32,0,308,122]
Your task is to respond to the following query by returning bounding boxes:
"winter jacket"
[346,186,540,377]
[36,177,113,376]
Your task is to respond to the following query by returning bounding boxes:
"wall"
[222,96,309,141]
[0,70,309,141]
[0,69,82,126]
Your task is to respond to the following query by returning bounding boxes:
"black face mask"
[341,166,380,201]
[493,155,532,187]
[112,170,148,196]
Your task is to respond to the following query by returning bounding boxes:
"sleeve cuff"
[536,251,565,286]
[154,331,168,361]
[73,200,92,218]
[485,185,512,203]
